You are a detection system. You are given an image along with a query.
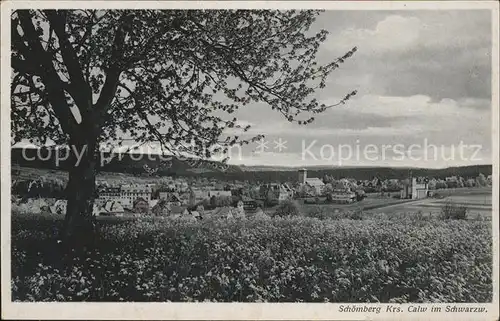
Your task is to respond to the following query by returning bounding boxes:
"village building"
[327,180,357,204]
[101,200,124,216]
[175,181,189,192]
[95,184,154,209]
[212,206,234,219]
[328,190,356,204]
[189,188,211,206]
[400,177,429,199]
[149,199,159,209]
[190,210,202,220]
[427,178,438,188]
[92,203,102,216]
[233,201,246,219]
[43,198,57,207]
[50,199,68,215]
[120,184,154,208]
[297,169,325,196]
[40,203,53,214]
[158,192,182,206]
[151,199,170,216]
[208,190,232,198]
[282,184,294,198]
[196,205,205,216]
[241,196,258,211]
[159,182,176,192]
[170,205,189,217]
[17,198,49,214]
[96,186,121,207]
[304,179,325,196]
[133,197,149,213]
[260,183,294,202]
[298,168,308,184]
[370,177,382,187]
[387,178,400,185]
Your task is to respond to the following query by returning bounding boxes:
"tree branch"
[45,10,91,112]
[93,13,132,119]
[17,10,79,136]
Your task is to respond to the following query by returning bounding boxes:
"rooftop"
[305,178,325,186]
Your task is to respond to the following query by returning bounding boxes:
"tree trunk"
[61,137,99,250]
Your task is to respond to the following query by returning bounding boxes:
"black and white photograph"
[1,1,499,320]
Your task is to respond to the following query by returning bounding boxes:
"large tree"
[11,9,357,243]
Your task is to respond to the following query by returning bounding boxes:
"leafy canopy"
[11,9,357,161]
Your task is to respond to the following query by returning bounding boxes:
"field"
[299,195,410,212]
[366,188,492,219]
[299,188,492,220]
[11,211,492,303]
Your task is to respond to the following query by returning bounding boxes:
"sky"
[222,10,493,168]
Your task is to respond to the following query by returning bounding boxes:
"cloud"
[206,11,493,168]
[324,11,491,55]
[336,15,422,54]
[225,91,492,167]
[234,95,489,138]
[316,10,491,101]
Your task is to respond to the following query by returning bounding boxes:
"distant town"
[12,165,493,219]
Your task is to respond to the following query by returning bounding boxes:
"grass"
[298,197,418,218]
[11,210,492,303]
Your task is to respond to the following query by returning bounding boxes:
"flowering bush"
[11,213,492,302]
[440,201,468,220]
[272,200,301,218]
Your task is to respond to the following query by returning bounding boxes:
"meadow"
[366,188,492,219]
[298,195,411,217]
[11,210,492,303]
[10,167,494,302]
[299,188,493,220]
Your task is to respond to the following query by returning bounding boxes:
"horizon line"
[10,145,493,170]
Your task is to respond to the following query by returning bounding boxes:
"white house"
[328,180,356,204]
[96,186,121,207]
[208,190,232,198]
[305,178,325,196]
[102,200,125,216]
[297,169,325,196]
[401,178,428,199]
[261,183,293,202]
[189,188,211,205]
[329,191,357,204]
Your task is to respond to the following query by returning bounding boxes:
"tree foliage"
[11,9,357,238]
[273,199,301,217]
[11,9,357,160]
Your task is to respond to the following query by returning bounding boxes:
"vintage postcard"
[1,1,499,320]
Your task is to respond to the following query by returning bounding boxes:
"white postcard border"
[1,1,499,320]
